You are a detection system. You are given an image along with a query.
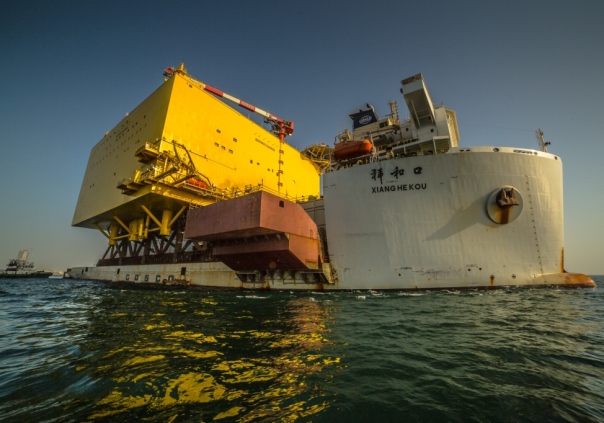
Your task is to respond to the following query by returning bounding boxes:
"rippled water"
[1,277,603,422]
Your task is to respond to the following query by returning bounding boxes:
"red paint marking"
[204,85,224,97]
[239,101,256,112]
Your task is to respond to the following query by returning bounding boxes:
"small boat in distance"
[1,249,52,278]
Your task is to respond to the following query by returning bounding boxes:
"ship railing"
[97,250,214,267]
[138,141,160,152]
[222,183,319,204]
[180,181,319,208]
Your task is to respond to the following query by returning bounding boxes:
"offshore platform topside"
[73,64,328,283]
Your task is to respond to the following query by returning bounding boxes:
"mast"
[535,128,551,152]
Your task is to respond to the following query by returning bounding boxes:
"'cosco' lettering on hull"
[371,183,427,193]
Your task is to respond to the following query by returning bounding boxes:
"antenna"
[535,129,551,152]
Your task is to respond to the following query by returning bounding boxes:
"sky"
[1,0,603,274]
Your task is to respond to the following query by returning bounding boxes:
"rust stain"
[489,275,494,287]
[560,247,565,272]
[563,273,596,288]
[499,207,510,224]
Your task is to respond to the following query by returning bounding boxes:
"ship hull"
[0,272,53,279]
[322,148,594,289]
[70,148,594,290]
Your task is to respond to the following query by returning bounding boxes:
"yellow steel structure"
[73,64,321,246]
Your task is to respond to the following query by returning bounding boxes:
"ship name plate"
[370,165,426,193]
[372,183,427,193]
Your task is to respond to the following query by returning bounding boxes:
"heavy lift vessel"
[72,64,328,286]
[72,66,594,290]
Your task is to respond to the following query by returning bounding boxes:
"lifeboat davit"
[333,139,373,161]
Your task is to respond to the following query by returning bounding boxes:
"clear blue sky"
[1,0,603,274]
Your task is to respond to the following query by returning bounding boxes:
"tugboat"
[1,250,51,278]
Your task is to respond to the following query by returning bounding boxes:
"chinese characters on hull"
[371,166,422,183]
[370,165,426,194]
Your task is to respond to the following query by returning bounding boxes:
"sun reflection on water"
[83,289,340,421]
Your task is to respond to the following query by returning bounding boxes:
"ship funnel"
[401,73,436,129]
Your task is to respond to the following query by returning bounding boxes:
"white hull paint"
[323,147,570,290]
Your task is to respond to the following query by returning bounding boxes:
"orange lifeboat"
[186,178,208,189]
[333,139,373,161]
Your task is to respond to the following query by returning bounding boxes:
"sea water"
[1,277,603,422]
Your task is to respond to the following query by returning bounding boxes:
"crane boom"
[163,63,292,193]
[164,64,294,139]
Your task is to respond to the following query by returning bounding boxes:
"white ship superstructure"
[4,249,35,274]
[320,74,591,289]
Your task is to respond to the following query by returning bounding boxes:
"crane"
[164,63,292,192]
[163,64,294,142]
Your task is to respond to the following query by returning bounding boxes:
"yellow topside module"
[72,66,321,231]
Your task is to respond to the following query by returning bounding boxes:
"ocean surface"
[1,277,603,422]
